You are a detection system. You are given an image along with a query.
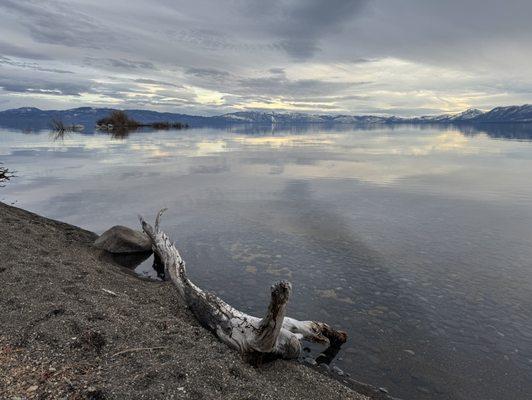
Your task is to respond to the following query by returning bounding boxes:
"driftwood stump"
[140,209,347,359]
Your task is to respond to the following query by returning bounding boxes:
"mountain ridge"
[1,104,532,129]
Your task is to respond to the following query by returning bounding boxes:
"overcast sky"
[0,0,531,116]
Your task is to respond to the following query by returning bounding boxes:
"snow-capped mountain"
[213,112,391,124]
[401,108,484,123]
[2,104,532,130]
[474,104,532,122]
[449,108,484,120]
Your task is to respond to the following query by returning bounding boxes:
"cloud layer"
[0,0,531,115]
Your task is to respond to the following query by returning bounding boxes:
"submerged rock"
[94,225,152,254]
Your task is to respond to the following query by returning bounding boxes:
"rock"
[332,366,344,376]
[303,357,317,366]
[318,363,330,373]
[94,226,152,254]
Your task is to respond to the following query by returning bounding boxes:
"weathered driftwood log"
[139,209,347,359]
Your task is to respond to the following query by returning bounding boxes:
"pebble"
[304,357,317,366]
[27,385,38,392]
[319,363,330,373]
[332,366,344,376]
[378,387,389,394]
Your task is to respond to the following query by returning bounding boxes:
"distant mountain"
[451,108,485,120]
[0,107,212,130]
[398,108,484,123]
[211,111,392,125]
[473,104,532,123]
[1,104,532,130]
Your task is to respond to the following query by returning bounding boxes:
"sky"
[0,0,531,116]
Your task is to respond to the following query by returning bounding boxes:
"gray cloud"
[1,0,532,114]
[0,40,50,60]
[0,0,117,49]
[133,78,182,88]
[0,77,89,96]
[230,0,369,59]
[184,67,366,99]
[83,57,156,71]
[238,75,369,98]
[186,67,231,80]
[0,56,73,74]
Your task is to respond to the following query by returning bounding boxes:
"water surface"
[1,124,532,400]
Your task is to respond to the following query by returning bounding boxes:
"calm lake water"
[1,124,532,400]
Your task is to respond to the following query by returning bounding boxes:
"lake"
[1,124,532,400]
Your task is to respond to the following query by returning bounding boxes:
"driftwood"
[139,209,347,359]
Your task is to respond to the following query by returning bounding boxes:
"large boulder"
[94,225,152,254]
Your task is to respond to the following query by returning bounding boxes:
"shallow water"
[1,124,532,400]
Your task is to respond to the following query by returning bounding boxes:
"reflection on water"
[197,121,532,142]
[1,124,532,400]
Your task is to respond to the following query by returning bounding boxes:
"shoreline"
[0,202,395,399]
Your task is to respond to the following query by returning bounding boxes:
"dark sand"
[0,202,372,400]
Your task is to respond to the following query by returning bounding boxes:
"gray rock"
[94,225,152,254]
[332,366,344,376]
[303,357,317,366]
[318,363,330,373]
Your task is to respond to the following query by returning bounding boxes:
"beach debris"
[139,209,347,360]
[101,288,117,296]
[94,225,152,254]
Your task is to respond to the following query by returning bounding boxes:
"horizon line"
[3,103,532,119]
